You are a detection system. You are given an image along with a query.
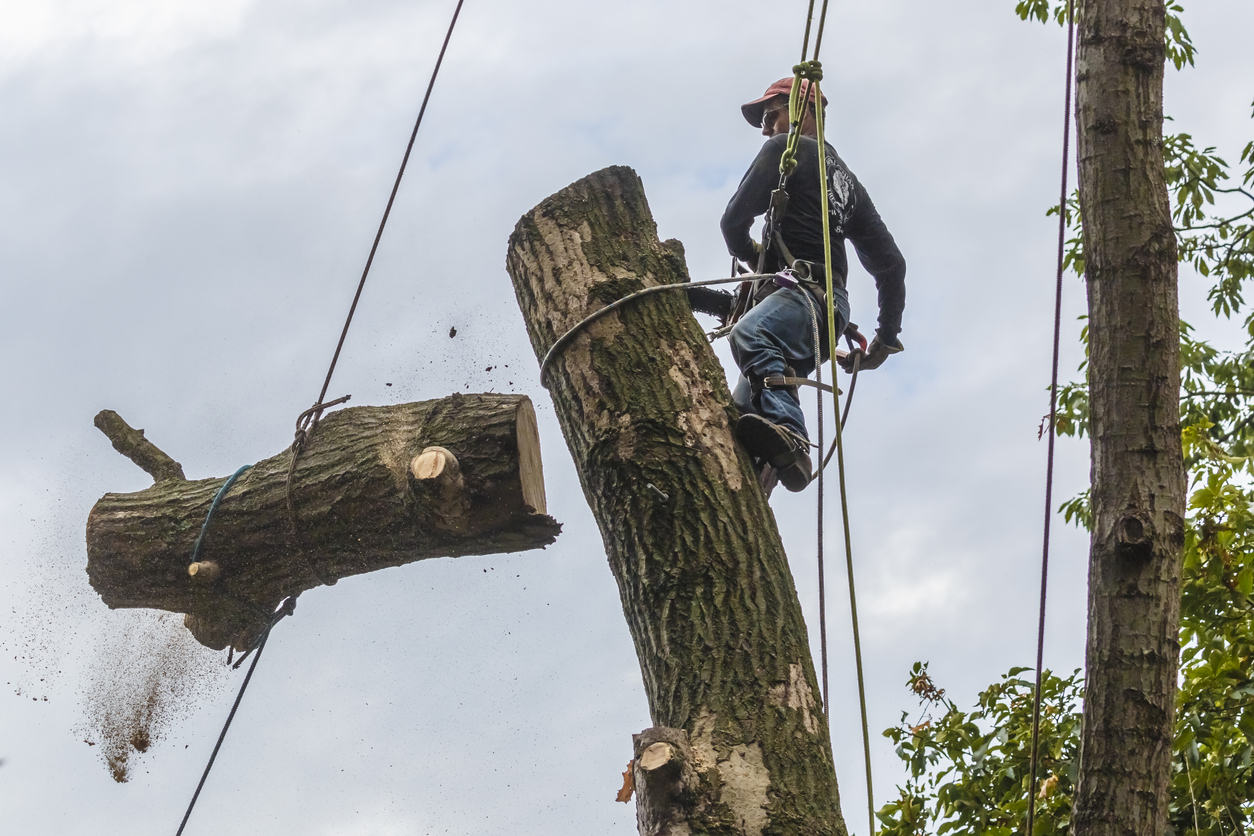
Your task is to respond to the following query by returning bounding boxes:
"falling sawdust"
[77,611,227,783]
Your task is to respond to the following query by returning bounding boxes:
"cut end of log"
[187,561,221,583]
[515,399,546,515]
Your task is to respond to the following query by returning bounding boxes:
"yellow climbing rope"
[777,3,877,834]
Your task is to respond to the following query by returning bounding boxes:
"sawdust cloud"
[78,611,227,783]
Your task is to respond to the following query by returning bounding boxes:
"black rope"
[284,0,466,577]
[176,492,297,834]
[538,274,768,387]
[811,0,832,64]
[312,0,466,414]
[175,628,271,836]
[798,0,818,62]
[175,4,468,833]
[1026,4,1077,835]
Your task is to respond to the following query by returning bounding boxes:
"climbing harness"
[1026,3,1077,836]
[173,2,467,833]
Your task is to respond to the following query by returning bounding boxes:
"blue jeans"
[729,285,850,441]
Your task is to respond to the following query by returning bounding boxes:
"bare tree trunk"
[87,395,559,651]
[1072,1,1186,834]
[506,166,847,836]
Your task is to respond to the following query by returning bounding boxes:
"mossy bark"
[506,166,846,836]
[87,395,559,651]
[1072,2,1186,835]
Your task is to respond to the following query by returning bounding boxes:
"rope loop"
[779,149,799,178]
[792,60,823,81]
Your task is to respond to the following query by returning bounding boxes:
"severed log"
[87,394,560,651]
[507,166,847,835]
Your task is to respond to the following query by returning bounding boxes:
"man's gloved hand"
[841,332,903,372]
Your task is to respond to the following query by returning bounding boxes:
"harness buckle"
[773,269,800,290]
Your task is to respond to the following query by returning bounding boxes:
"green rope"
[773,1,875,831]
[813,80,876,836]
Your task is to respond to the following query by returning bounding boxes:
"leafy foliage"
[878,664,1082,836]
[877,3,1254,835]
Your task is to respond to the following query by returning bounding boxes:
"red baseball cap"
[740,77,827,127]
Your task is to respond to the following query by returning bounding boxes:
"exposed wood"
[410,446,470,534]
[94,409,186,483]
[411,446,455,481]
[507,166,845,835]
[1071,2,1186,836]
[639,742,673,772]
[87,394,560,651]
[631,727,699,836]
[515,397,547,515]
[187,561,221,583]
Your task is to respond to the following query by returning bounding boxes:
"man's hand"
[841,333,903,372]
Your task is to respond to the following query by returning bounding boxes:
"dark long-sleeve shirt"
[720,133,907,338]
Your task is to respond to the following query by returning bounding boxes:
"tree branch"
[93,409,186,483]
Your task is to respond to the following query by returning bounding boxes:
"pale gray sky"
[1,0,1251,833]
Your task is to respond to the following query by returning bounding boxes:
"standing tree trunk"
[506,166,847,836]
[1072,1,1186,835]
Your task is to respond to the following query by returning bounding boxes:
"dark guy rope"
[176,5,468,833]
[811,0,832,63]
[798,0,818,62]
[175,631,271,836]
[1026,4,1077,836]
[312,0,467,416]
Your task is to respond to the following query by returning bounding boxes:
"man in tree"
[721,76,907,491]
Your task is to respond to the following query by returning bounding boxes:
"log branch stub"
[410,446,470,534]
[632,728,698,836]
[94,410,186,483]
[187,561,221,583]
[411,446,457,481]
[87,394,560,651]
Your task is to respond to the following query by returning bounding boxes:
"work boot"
[775,447,812,492]
[736,414,812,493]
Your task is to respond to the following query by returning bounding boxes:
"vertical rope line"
[313,0,466,410]
[810,295,831,717]
[817,390,830,717]
[798,0,818,61]
[814,80,874,836]
[1026,4,1076,836]
[812,0,832,62]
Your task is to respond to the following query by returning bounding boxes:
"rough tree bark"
[506,166,846,836]
[87,394,560,651]
[1072,1,1186,835]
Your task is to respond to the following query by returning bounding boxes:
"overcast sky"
[2,0,1251,833]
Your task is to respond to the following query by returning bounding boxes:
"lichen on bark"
[507,166,847,835]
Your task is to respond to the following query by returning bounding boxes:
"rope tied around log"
[190,465,252,566]
[284,396,352,587]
